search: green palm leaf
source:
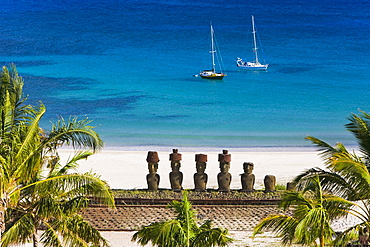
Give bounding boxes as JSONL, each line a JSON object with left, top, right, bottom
{"left": 132, "top": 191, "right": 233, "bottom": 247}
{"left": 1, "top": 212, "right": 35, "bottom": 247}
{"left": 345, "top": 110, "right": 370, "bottom": 161}
{"left": 47, "top": 116, "right": 103, "bottom": 152}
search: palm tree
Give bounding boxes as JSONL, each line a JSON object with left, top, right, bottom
{"left": 132, "top": 191, "right": 234, "bottom": 247}
{"left": 291, "top": 110, "right": 370, "bottom": 246}
{"left": 253, "top": 175, "right": 352, "bottom": 247}
{"left": 0, "top": 65, "right": 115, "bottom": 246}
{"left": 2, "top": 151, "right": 114, "bottom": 247}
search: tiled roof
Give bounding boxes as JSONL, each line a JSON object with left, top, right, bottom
{"left": 81, "top": 205, "right": 283, "bottom": 231}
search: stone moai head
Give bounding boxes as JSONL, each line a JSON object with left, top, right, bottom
{"left": 243, "top": 162, "right": 254, "bottom": 174}
{"left": 241, "top": 162, "right": 255, "bottom": 192}
{"left": 169, "top": 149, "right": 182, "bottom": 171}
{"left": 147, "top": 151, "right": 160, "bottom": 174}
{"left": 264, "top": 174, "right": 276, "bottom": 192}
{"left": 218, "top": 150, "right": 231, "bottom": 173}
{"left": 195, "top": 154, "right": 207, "bottom": 174}
{"left": 286, "top": 182, "right": 295, "bottom": 191}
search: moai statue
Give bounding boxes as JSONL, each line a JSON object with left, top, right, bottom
{"left": 194, "top": 154, "right": 208, "bottom": 192}
{"left": 286, "top": 182, "right": 295, "bottom": 191}
{"left": 217, "top": 150, "right": 232, "bottom": 192}
{"left": 241, "top": 162, "right": 255, "bottom": 192}
{"left": 146, "top": 151, "right": 160, "bottom": 191}
{"left": 264, "top": 174, "right": 276, "bottom": 192}
{"left": 169, "top": 149, "right": 183, "bottom": 192}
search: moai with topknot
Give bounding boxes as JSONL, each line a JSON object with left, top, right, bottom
{"left": 169, "top": 149, "right": 183, "bottom": 192}
{"left": 194, "top": 154, "right": 208, "bottom": 192}
{"left": 146, "top": 151, "right": 160, "bottom": 191}
{"left": 217, "top": 150, "right": 232, "bottom": 192}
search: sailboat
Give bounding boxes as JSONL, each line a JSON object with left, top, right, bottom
{"left": 236, "top": 15, "right": 269, "bottom": 70}
{"left": 199, "top": 24, "right": 226, "bottom": 80}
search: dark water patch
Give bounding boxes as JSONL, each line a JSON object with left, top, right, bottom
{"left": 0, "top": 35, "right": 105, "bottom": 57}
{"left": 20, "top": 75, "right": 146, "bottom": 117}
{"left": 277, "top": 67, "right": 314, "bottom": 74}
{"left": 23, "top": 75, "right": 94, "bottom": 90}
{"left": 192, "top": 101, "right": 225, "bottom": 106}
{"left": 100, "top": 91, "right": 146, "bottom": 97}
{"left": 22, "top": 75, "right": 94, "bottom": 104}
{"left": 275, "top": 63, "right": 319, "bottom": 74}
{"left": 96, "top": 95, "right": 144, "bottom": 108}
{"left": 151, "top": 114, "right": 190, "bottom": 120}
{"left": 44, "top": 95, "right": 145, "bottom": 117}
{"left": 0, "top": 60, "right": 56, "bottom": 67}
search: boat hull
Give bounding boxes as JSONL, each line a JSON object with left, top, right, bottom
{"left": 199, "top": 70, "right": 226, "bottom": 80}
{"left": 200, "top": 75, "right": 225, "bottom": 80}
{"left": 236, "top": 58, "right": 268, "bottom": 71}
{"left": 236, "top": 64, "right": 268, "bottom": 71}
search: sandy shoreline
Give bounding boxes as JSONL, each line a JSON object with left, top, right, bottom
{"left": 58, "top": 147, "right": 326, "bottom": 190}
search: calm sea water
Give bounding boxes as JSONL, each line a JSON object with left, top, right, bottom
{"left": 1, "top": 0, "right": 369, "bottom": 150}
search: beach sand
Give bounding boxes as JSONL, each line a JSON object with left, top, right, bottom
{"left": 58, "top": 148, "right": 325, "bottom": 190}
{"left": 99, "top": 231, "right": 287, "bottom": 247}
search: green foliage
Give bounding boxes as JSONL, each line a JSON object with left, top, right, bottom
{"left": 253, "top": 175, "right": 352, "bottom": 247}
{"left": 132, "top": 190, "right": 234, "bottom": 247}
{"left": 275, "top": 184, "right": 286, "bottom": 191}
{"left": 291, "top": 110, "right": 370, "bottom": 246}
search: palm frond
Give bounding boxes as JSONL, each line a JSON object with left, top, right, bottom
{"left": 39, "top": 222, "right": 63, "bottom": 247}
{"left": 45, "top": 214, "right": 109, "bottom": 247}
{"left": 47, "top": 116, "right": 103, "bottom": 152}
{"left": 132, "top": 191, "right": 233, "bottom": 247}
{"left": 132, "top": 220, "right": 185, "bottom": 247}
{"left": 322, "top": 196, "right": 353, "bottom": 219}
{"left": 333, "top": 225, "right": 361, "bottom": 247}
{"left": 11, "top": 173, "right": 115, "bottom": 208}
{"left": 279, "top": 190, "right": 312, "bottom": 211}
{"left": 169, "top": 191, "right": 197, "bottom": 228}
{"left": 192, "top": 225, "right": 234, "bottom": 247}
{"left": 13, "top": 104, "right": 46, "bottom": 182}
{"left": 305, "top": 136, "right": 342, "bottom": 164}
{"left": 345, "top": 111, "right": 370, "bottom": 159}
{"left": 1, "top": 212, "right": 35, "bottom": 246}
{"left": 294, "top": 166, "right": 365, "bottom": 200}
{"left": 53, "top": 151, "right": 93, "bottom": 176}
{"left": 253, "top": 214, "right": 298, "bottom": 245}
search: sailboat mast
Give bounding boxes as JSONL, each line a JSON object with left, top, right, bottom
{"left": 251, "top": 15, "right": 259, "bottom": 64}
{"left": 210, "top": 24, "right": 216, "bottom": 72}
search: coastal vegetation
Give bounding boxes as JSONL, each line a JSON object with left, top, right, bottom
{"left": 253, "top": 110, "right": 370, "bottom": 246}
{"left": 0, "top": 65, "right": 115, "bottom": 246}
{"left": 253, "top": 175, "right": 352, "bottom": 246}
{"left": 132, "top": 190, "right": 234, "bottom": 247}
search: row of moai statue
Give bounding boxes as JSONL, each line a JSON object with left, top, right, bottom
{"left": 146, "top": 149, "right": 278, "bottom": 192}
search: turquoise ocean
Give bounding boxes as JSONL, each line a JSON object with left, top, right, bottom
{"left": 1, "top": 0, "right": 369, "bottom": 150}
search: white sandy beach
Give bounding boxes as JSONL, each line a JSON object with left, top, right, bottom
{"left": 58, "top": 148, "right": 326, "bottom": 191}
